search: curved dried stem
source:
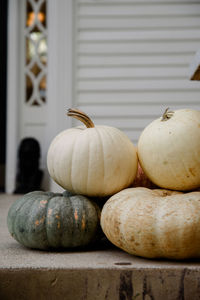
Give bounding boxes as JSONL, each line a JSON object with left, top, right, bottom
{"left": 67, "top": 108, "right": 95, "bottom": 128}
{"left": 161, "top": 108, "right": 174, "bottom": 121}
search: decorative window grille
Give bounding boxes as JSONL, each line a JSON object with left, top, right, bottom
{"left": 25, "top": 0, "right": 47, "bottom": 106}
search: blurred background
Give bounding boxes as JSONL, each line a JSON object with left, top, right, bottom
{"left": 1, "top": 0, "right": 200, "bottom": 193}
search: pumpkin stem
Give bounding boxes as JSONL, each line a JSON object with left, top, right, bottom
{"left": 161, "top": 108, "right": 174, "bottom": 121}
{"left": 67, "top": 108, "right": 95, "bottom": 128}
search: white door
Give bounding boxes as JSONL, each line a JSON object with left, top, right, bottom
{"left": 7, "top": 0, "right": 51, "bottom": 193}
{"left": 6, "top": 0, "right": 74, "bottom": 193}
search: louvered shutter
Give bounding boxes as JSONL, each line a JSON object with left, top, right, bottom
{"left": 73, "top": 0, "right": 200, "bottom": 144}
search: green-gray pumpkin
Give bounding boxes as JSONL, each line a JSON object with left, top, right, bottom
{"left": 7, "top": 191, "right": 101, "bottom": 250}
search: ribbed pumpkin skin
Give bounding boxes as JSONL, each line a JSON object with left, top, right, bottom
{"left": 7, "top": 191, "right": 101, "bottom": 250}
{"left": 47, "top": 125, "right": 138, "bottom": 197}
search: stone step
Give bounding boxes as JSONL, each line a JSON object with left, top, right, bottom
{"left": 1, "top": 193, "right": 200, "bottom": 300}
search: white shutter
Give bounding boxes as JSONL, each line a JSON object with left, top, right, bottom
{"left": 74, "top": 0, "right": 200, "bottom": 144}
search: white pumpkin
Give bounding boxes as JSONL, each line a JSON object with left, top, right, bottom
{"left": 138, "top": 108, "right": 200, "bottom": 191}
{"left": 47, "top": 108, "right": 138, "bottom": 197}
{"left": 101, "top": 187, "right": 200, "bottom": 259}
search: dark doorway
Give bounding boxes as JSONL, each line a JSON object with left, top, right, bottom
{"left": 0, "top": 1, "right": 8, "bottom": 191}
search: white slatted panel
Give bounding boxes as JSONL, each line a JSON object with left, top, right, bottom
{"left": 74, "top": 0, "right": 200, "bottom": 144}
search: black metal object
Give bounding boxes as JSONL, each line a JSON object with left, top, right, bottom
{"left": 14, "top": 137, "right": 43, "bottom": 194}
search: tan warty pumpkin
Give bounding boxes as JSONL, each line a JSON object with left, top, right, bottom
{"left": 138, "top": 108, "right": 200, "bottom": 191}
{"left": 101, "top": 187, "right": 200, "bottom": 259}
{"left": 47, "top": 109, "right": 138, "bottom": 197}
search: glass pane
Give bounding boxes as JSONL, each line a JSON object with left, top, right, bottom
{"left": 26, "top": 1, "right": 34, "bottom": 27}
{"left": 30, "top": 31, "right": 42, "bottom": 43}
{"left": 26, "top": 37, "right": 35, "bottom": 64}
{"left": 39, "top": 75, "right": 46, "bottom": 103}
{"left": 26, "top": 1, "right": 46, "bottom": 28}
{"left": 38, "top": 38, "right": 47, "bottom": 64}
{"left": 31, "top": 63, "right": 41, "bottom": 77}
{"left": 38, "top": 2, "right": 46, "bottom": 27}
{"left": 26, "top": 74, "right": 33, "bottom": 102}
{"left": 30, "top": 25, "right": 41, "bottom": 33}
{"left": 32, "top": 100, "right": 39, "bottom": 106}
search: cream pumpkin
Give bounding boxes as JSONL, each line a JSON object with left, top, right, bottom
{"left": 101, "top": 187, "right": 200, "bottom": 259}
{"left": 47, "top": 109, "right": 138, "bottom": 197}
{"left": 138, "top": 108, "right": 200, "bottom": 191}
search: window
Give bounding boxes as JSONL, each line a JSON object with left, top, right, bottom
{"left": 25, "top": 0, "right": 47, "bottom": 106}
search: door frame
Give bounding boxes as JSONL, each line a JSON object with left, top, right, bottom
{"left": 46, "top": 0, "right": 74, "bottom": 192}
{"left": 6, "top": 0, "right": 21, "bottom": 193}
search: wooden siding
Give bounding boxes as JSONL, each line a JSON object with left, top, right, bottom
{"left": 74, "top": 0, "right": 200, "bottom": 144}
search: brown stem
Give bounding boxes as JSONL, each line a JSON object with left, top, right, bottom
{"left": 161, "top": 108, "right": 174, "bottom": 121}
{"left": 67, "top": 108, "right": 95, "bottom": 128}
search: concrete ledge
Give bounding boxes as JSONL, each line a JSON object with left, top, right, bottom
{"left": 2, "top": 267, "right": 200, "bottom": 300}
{"left": 1, "top": 194, "right": 200, "bottom": 299}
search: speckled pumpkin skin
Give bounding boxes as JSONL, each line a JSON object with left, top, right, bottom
{"left": 101, "top": 187, "right": 200, "bottom": 259}
{"left": 7, "top": 191, "right": 101, "bottom": 250}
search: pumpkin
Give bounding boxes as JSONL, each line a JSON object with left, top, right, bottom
{"left": 132, "top": 162, "right": 157, "bottom": 189}
{"left": 47, "top": 108, "right": 138, "bottom": 197}
{"left": 101, "top": 187, "right": 200, "bottom": 259}
{"left": 7, "top": 191, "right": 101, "bottom": 250}
{"left": 138, "top": 108, "right": 200, "bottom": 191}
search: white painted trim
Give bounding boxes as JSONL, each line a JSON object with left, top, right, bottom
{"left": 6, "top": 0, "right": 21, "bottom": 193}
{"left": 46, "top": 0, "right": 74, "bottom": 192}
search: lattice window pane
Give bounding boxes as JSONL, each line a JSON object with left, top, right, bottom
{"left": 25, "top": 0, "right": 47, "bottom": 106}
